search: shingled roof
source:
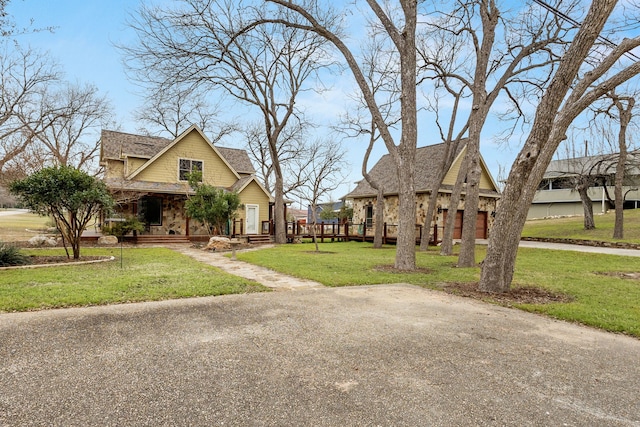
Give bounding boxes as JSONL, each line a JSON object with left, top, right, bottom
{"left": 101, "top": 130, "right": 169, "bottom": 160}
{"left": 100, "top": 129, "right": 255, "bottom": 174}
{"left": 346, "top": 142, "right": 498, "bottom": 199}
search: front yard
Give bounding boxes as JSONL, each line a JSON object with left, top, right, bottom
{"left": 0, "top": 247, "right": 267, "bottom": 312}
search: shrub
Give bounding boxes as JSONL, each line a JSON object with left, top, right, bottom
{"left": 102, "top": 216, "right": 145, "bottom": 238}
{"left": 0, "top": 242, "right": 31, "bottom": 267}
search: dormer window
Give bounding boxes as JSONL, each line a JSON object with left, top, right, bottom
{"left": 179, "top": 158, "right": 203, "bottom": 181}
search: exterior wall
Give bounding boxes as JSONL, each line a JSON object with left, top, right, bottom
{"left": 111, "top": 194, "right": 200, "bottom": 236}
{"left": 133, "top": 130, "right": 238, "bottom": 186}
{"left": 441, "top": 149, "right": 495, "bottom": 190}
{"left": 351, "top": 192, "right": 498, "bottom": 237}
{"left": 104, "top": 159, "right": 124, "bottom": 179}
{"left": 527, "top": 186, "right": 630, "bottom": 219}
{"left": 125, "top": 157, "right": 147, "bottom": 177}
{"left": 236, "top": 181, "right": 271, "bottom": 226}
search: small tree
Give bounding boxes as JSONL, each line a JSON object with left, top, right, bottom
{"left": 9, "top": 165, "right": 113, "bottom": 259}
{"left": 185, "top": 172, "right": 242, "bottom": 236}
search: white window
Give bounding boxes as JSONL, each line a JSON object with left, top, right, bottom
{"left": 179, "top": 159, "right": 203, "bottom": 181}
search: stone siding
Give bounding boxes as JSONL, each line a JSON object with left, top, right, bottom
{"left": 351, "top": 192, "right": 498, "bottom": 237}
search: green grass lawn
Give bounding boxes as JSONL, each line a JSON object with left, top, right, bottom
{"left": 0, "top": 210, "right": 52, "bottom": 241}
{"left": 522, "top": 208, "right": 640, "bottom": 243}
{"left": 237, "top": 241, "right": 640, "bottom": 338}
{"left": 0, "top": 247, "right": 268, "bottom": 312}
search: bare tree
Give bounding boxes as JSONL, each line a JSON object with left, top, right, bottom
{"left": 240, "top": 119, "right": 311, "bottom": 198}
{"left": 480, "top": 1, "right": 640, "bottom": 293}
{"left": 607, "top": 92, "right": 636, "bottom": 239}
{"left": 418, "top": 0, "right": 573, "bottom": 266}
{"left": 258, "top": 0, "right": 420, "bottom": 270}
{"left": 24, "top": 82, "right": 114, "bottom": 173}
{"left": 0, "top": 44, "right": 59, "bottom": 175}
{"left": 1, "top": 0, "right": 55, "bottom": 37}
{"left": 135, "top": 85, "right": 235, "bottom": 140}
{"left": 336, "top": 33, "right": 401, "bottom": 249}
{"left": 122, "top": 0, "right": 332, "bottom": 244}
{"left": 289, "top": 138, "right": 347, "bottom": 252}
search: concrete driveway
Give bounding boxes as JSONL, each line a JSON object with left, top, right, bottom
{"left": 1, "top": 283, "right": 639, "bottom": 426}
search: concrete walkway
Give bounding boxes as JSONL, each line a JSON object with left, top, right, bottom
{"left": 174, "top": 245, "right": 325, "bottom": 291}
{"left": 174, "top": 240, "right": 640, "bottom": 292}
{"left": 517, "top": 239, "right": 640, "bottom": 257}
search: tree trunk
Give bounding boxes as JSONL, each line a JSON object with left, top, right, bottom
{"left": 373, "top": 187, "right": 384, "bottom": 248}
{"left": 273, "top": 173, "right": 287, "bottom": 244}
{"left": 394, "top": 157, "right": 417, "bottom": 270}
{"left": 613, "top": 97, "right": 633, "bottom": 239}
{"left": 577, "top": 185, "right": 595, "bottom": 230}
{"left": 440, "top": 154, "right": 469, "bottom": 256}
{"left": 419, "top": 188, "right": 439, "bottom": 251}
{"left": 479, "top": 0, "right": 619, "bottom": 293}
{"left": 457, "top": 143, "right": 482, "bottom": 267}
{"left": 392, "top": 0, "right": 418, "bottom": 271}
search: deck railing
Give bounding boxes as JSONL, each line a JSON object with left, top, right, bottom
{"left": 233, "top": 219, "right": 438, "bottom": 245}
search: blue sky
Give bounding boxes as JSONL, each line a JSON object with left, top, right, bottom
{"left": 7, "top": 0, "right": 140, "bottom": 127}
{"left": 5, "top": 0, "right": 524, "bottom": 200}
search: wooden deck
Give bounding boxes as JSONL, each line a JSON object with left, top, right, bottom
{"left": 284, "top": 221, "right": 438, "bottom": 245}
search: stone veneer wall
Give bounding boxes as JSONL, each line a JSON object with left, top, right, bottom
{"left": 351, "top": 192, "right": 498, "bottom": 237}
{"left": 109, "top": 194, "right": 211, "bottom": 236}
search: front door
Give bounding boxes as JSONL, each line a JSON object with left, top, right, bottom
{"left": 246, "top": 204, "right": 259, "bottom": 234}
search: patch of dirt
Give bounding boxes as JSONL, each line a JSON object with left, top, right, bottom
{"left": 442, "top": 282, "right": 574, "bottom": 305}
{"left": 596, "top": 271, "right": 640, "bottom": 280}
{"left": 374, "top": 265, "right": 433, "bottom": 274}
{"left": 27, "top": 255, "right": 108, "bottom": 265}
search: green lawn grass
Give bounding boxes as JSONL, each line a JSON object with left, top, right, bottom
{"left": 522, "top": 208, "right": 640, "bottom": 243}
{"left": 0, "top": 210, "right": 52, "bottom": 241}
{"left": 0, "top": 247, "right": 268, "bottom": 312}
{"left": 237, "top": 241, "right": 640, "bottom": 337}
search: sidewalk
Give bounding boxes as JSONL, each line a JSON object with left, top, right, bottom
{"left": 174, "top": 245, "right": 325, "bottom": 291}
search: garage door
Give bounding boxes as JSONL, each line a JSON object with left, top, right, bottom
{"left": 442, "top": 210, "right": 487, "bottom": 240}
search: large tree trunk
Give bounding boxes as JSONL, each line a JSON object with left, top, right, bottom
{"left": 457, "top": 137, "right": 482, "bottom": 267}
{"left": 577, "top": 184, "right": 596, "bottom": 230}
{"left": 613, "top": 154, "right": 626, "bottom": 239}
{"left": 394, "top": 153, "right": 417, "bottom": 270}
{"left": 373, "top": 187, "right": 384, "bottom": 248}
{"left": 613, "top": 97, "right": 633, "bottom": 239}
{"left": 273, "top": 173, "right": 287, "bottom": 244}
{"left": 392, "top": 0, "right": 418, "bottom": 271}
{"left": 419, "top": 187, "right": 439, "bottom": 251}
{"left": 479, "top": 0, "right": 618, "bottom": 293}
{"left": 440, "top": 154, "right": 469, "bottom": 256}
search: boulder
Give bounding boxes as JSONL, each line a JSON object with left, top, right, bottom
{"left": 28, "top": 235, "right": 58, "bottom": 247}
{"left": 98, "top": 235, "right": 119, "bottom": 245}
{"left": 206, "top": 236, "right": 231, "bottom": 251}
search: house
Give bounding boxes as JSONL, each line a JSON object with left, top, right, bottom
{"left": 307, "top": 201, "right": 347, "bottom": 224}
{"left": 344, "top": 143, "right": 500, "bottom": 241}
{"left": 99, "top": 125, "right": 273, "bottom": 240}
{"left": 528, "top": 153, "right": 640, "bottom": 219}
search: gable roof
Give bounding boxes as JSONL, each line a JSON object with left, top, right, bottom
{"left": 345, "top": 142, "right": 499, "bottom": 198}
{"left": 101, "top": 130, "right": 169, "bottom": 160}
{"left": 230, "top": 175, "right": 274, "bottom": 202}
{"left": 217, "top": 147, "right": 256, "bottom": 175}
{"left": 100, "top": 127, "right": 256, "bottom": 175}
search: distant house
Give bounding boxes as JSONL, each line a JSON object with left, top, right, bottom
{"left": 307, "top": 201, "right": 345, "bottom": 224}
{"left": 100, "top": 125, "right": 273, "bottom": 239}
{"left": 344, "top": 143, "right": 500, "bottom": 240}
{"left": 528, "top": 153, "right": 640, "bottom": 219}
